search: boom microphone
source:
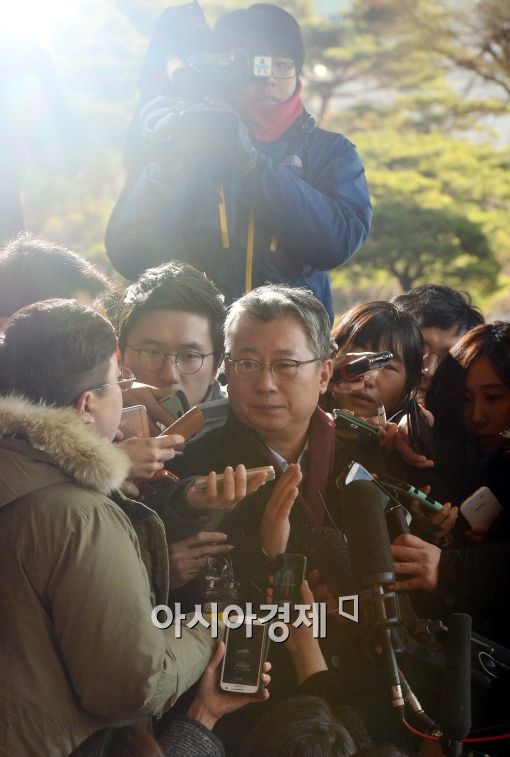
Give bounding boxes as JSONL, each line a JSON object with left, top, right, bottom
{"left": 440, "top": 613, "right": 472, "bottom": 756}
{"left": 340, "top": 479, "right": 395, "bottom": 587}
{"left": 340, "top": 479, "right": 404, "bottom": 713}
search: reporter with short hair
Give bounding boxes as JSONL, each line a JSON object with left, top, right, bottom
{"left": 0, "top": 300, "right": 214, "bottom": 756}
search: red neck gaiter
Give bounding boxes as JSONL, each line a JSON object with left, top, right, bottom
{"left": 233, "top": 80, "right": 304, "bottom": 143}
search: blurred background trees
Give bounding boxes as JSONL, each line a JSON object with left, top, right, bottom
{"left": 7, "top": 0, "right": 510, "bottom": 317}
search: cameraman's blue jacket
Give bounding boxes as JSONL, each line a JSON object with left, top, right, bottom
{"left": 105, "top": 108, "right": 371, "bottom": 321}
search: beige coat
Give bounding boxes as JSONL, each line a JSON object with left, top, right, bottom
{"left": 0, "top": 395, "right": 214, "bottom": 756}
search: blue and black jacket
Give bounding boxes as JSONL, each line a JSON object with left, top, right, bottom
{"left": 105, "top": 108, "right": 371, "bottom": 321}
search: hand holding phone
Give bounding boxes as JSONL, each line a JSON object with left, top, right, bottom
{"left": 119, "top": 434, "right": 184, "bottom": 480}
{"left": 273, "top": 553, "right": 307, "bottom": 605}
{"left": 333, "top": 409, "right": 381, "bottom": 443}
{"left": 377, "top": 473, "right": 443, "bottom": 514}
{"left": 119, "top": 405, "right": 150, "bottom": 439}
{"left": 406, "top": 398, "right": 436, "bottom": 461}
{"left": 460, "top": 486, "right": 502, "bottom": 531}
{"left": 188, "top": 641, "right": 270, "bottom": 727}
{"left": 194, "top": 465, "right": 275, "bottom": 492}
{"left": 220, "top": 621, "right": 269, "bottom": 694}
{"left": 187, "top": 464, "right": 271, "bottom": 511}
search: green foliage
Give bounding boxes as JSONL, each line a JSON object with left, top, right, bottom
{"left": 14, "top": 0, "right": 510, "bottom": 318}
{"left": 348, "top": 201, "right": 499, "bottom": 293}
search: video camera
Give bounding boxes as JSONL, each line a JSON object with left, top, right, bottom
{"left": 144, "top": 0, "right": 278, "bottom": 98}
{"left": 139, "top": 0, "right": 278, "bottom": 156}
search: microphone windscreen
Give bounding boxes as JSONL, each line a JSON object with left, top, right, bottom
{"left": 340, "top": 479, "right": 395, "bottom": 587}
{"left": 307, "top": 526, "right": 357, "bottom": 598}
{"left": 440, "top": 613, "right": 472, "bottom": 741}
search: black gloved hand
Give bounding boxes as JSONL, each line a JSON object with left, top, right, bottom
{"left": 176, "top": 96, "right": 258, "bottom": 175}
{"left": 140, "top": 95, "right": 258, "bottom": 175}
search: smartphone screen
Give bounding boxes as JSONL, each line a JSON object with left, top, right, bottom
{"left": 159, "top": 390, "right": 189, "bottom": 418}
{"left": 341, "top": 462, "right": 398, "bottom": 511}
{"left": 273, "top": 554, "right": 307, "bottom": 605}
{"left": 119, "top": 405, "right": 150, "bottom": 438}
{"left": 220, "top": 622, "right": 267, "bottom": 693}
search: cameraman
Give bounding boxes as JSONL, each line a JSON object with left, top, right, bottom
{"left": 105, "top": 3, "right": 371, "bottom": 322}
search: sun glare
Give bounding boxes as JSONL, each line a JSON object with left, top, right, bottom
{"left": 2, "top": 0, "right": 71, "bottom": 46}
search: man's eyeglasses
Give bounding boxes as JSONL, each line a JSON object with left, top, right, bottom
{"left": 227, "top": 356, "right": 319, "bottom": 380}
{"left": 93, "top": 365, "right": 136, "bottom": 393}
{"left": 126, "top": 344, "right": 216, "bottom": 375}
{"left": 269, "top": 59, "right": 297, "bottom": 80}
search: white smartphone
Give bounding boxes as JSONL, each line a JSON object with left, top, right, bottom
{"left": 220, "top": 620, "right": 268, "bottom": 694}
{"left": 460, "top": 486, "right": 503, "bottom": 530}
{"left": 194, "top": 465, "right": 275, "bottom": 492}
{"left": 119, "top": 405, "right": 150, "bottom": 438}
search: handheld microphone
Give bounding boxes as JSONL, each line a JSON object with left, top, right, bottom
{"left": 440, "top": 613, "right": 472, "bottom": 757}
{"left": 340, "top": 479, "right": 404, "bottom": 713}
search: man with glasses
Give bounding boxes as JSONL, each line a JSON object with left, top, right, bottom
{"left": 161, "top": 285, "right": 405, "bottom": 745}
{"left": 118, "top": 261, "right": 254, "bottom": 596}
{"left": 165, "top": 284, "right": 344, "bottom": 561}
{"left": 119, "top": 261, "right": 226, "bottom": 415}
{"left": 0, "top": 299, "right": 214, "bottom": 755}
{"left": 106, "top": 3, "right": 371, "bottom": 322}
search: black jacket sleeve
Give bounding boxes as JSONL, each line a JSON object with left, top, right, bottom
{"left": 438, "top": 542, "right": 510, "bottom": 642}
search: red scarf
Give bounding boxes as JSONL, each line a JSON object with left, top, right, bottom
{"left": 233, "top": 80, "right": 304, "bottom": 143}
{"left": 300, "top": 406, "right": 337, "bottom": 529}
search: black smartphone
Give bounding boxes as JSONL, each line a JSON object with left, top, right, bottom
{"left": 406, "top": 398, "right": 436, "bottom": 460}
{"left": 220, "top": 620, "right": 269, "bottom": 694}
{"left": 332, "top": 351, "right": 393, "bottom": 383}
{"left": 273, "top": 553, "right": 307, "bottom": 605}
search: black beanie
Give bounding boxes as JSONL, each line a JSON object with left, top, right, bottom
{"left": 214, "top": 4, "right": 305, "bottom": 73}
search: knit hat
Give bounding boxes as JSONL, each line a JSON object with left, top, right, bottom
{"left": 214, "top": 4, "right": 305, "bottom": 74}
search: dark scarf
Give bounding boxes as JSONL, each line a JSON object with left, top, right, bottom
{"left": 229, "top": 406, "right": 337, "bottom": 529}
{"left": 232, "top": 80, "right": 304, "bottom": 143}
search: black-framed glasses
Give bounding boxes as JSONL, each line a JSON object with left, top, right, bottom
{"left": 269, "top": 59, "right": 297, "bottom": 79}
{"left": 93, "top": 365, "right": 136, "bottom": 393}
{"left": 226, "top": 356, "right": 319, "bottom": 380}
{"left": 126, "top": 344, "right": 216, "bottom": 375}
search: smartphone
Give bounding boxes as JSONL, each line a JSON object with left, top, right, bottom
{"left": 407, "top": 398, "right": 436, "bottom": 460}
{"left": 220, "top": 620, "right": 269, "bottom": 694}
{"left": 332, "top": 351, "right": 393, "bottom": 383}
{"left": 159, "top": 389, "right": 190, "bottom": 418}
{"left": 333, "top": 409, "right": 381, "bottom": 442}
{"left": 460, "top": 486, "right": 503, "bottom": 530}
{"left": 159, "top": 399, "right": 230, "bottom": 441}
{"left": 193, "top": 465, "right": 276, "bottom": 492}
{"left": 159, "top": 406, "right": 207, "bottom": 440}
{"left": 273, "top": 553, "right": 307, "bottom": 605}
{"left": 339, "top": 461, "right": 410, "bottom": 516}
{"left": 119, "top": 405, "right": 150, "bottom": 438}
{"left": 385, "top": 503, "right": 412, "bottom": 541}
{"left": 377, "top": 473, "right": 443, "bottom": 514}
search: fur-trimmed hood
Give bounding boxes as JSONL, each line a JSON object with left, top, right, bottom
{"left": 0, "top": 394, "right": 130, "bottom": 504}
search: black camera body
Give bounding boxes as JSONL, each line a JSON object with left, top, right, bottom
{"left": 140, "top": 1, "right": 280, "bottom": 156}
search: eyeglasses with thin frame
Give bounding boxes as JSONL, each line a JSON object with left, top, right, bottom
{"left": 269, "top": 59, "right": 297, "bottom": 80}
{"left": 226, "top": 355, "right": 319, "bottom": 380}
{"left": 126, "top": 344, "right": 216, "bottom": 375}
{"left": 92, "top": 365, "right": 136, "bottom": 393}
